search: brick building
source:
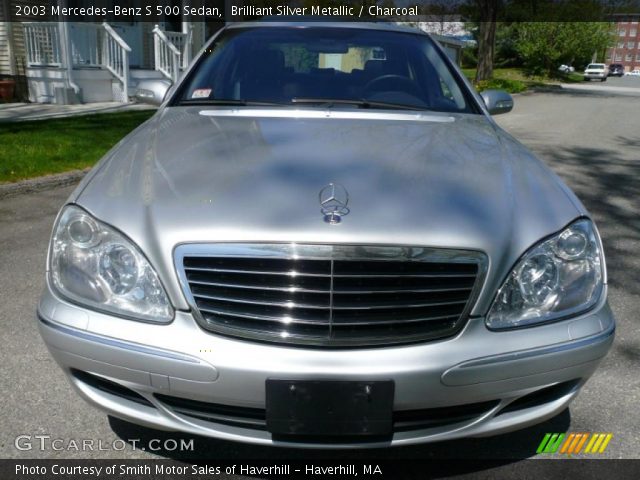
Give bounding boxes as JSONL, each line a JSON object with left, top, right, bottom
{"left": 607, "top": 14, "right": 640, "bottom": 72}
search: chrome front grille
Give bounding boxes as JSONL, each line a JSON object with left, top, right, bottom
{"left": 175, "top": 244, "right": 486, "bottom": 347}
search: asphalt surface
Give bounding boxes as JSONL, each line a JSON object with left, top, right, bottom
{"left": 1, "top": 81, "right": 638, "bottom": 472}
{"left": 560, "top": 73, "right": 640, "bottom": 95}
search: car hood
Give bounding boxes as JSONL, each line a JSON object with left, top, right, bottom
{"left": 74, "top": 107, "right": 583, "bottom": 313}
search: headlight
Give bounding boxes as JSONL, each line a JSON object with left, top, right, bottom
{"left": 486, "top": 219, "right": 604, "bottom": 329}
{"left": 49, "top": 205, "right": 173, "bottom": 322}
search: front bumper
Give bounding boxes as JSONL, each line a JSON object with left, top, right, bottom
{"left": 584, "top": 72, "right": 606, "bottom": 79}
{"left": 38, "top": 283, "right": 615, "bottom": 448}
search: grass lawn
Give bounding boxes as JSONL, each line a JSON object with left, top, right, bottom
{"left": 0, "top": 110, "right": 155, "bottom": 184}
{"left": 461, "top": 67, "right": 583, "bottom": 93}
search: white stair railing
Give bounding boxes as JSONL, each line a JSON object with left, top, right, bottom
{"left": 102, "top": 22, "right": 131, "bottom": 102}
{"left": 153, "top": 25, "right": 181, "bottom": 83}
{"left": 23, "top": 22, "right": 62, "bottom": 67}
{"left": 23, "top": 22, "right": 131, "bottom": 103}
{"left": 164, "top": 30, "right": 192, "bottom": 69}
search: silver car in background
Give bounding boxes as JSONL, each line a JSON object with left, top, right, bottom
{"left": 38, "top": 22, "right": 614, "bottom": 448}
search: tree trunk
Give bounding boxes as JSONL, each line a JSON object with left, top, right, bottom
{"left": 474, "top": 1, "right": 499, "bottom": 83}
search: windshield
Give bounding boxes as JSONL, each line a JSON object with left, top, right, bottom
{"left": 173, "top": 26, "right": 476, "bottom": 113}
{"left": 587, "top": 64, "right": 605, "bottom": 69}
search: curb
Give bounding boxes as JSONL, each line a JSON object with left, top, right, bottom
{"left": 0, "top": 169, "right": 89, "bottom": 199}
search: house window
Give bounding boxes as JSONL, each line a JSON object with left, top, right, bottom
{"left": 615, "top": 53, "right": 623, "bottom": 61}
{"left": 631, "top": 29, "right": 638, "bottom": 37}
{"left": 626, "top": 53, "right": 633, "bottom": 61}
{"left": 637, "top": 53, "right": 640, "bottom": 61}
{"left": 629, "top": 42, "right": 636, "bottom": 49}
{"left": 618, "top": 41, "right": 625, "bottom": 48}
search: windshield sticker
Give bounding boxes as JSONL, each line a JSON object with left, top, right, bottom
{"left": 191, "top": 88, "right": 212, "bottom": 99}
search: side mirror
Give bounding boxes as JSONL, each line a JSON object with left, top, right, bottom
{"left": 135, "top": 79, "right": 172, "bottom": 106}
{"left": 480, "top": 89, "right": 514, "bottom": 115}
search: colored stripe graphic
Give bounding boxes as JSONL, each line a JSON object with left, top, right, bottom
{"left": 537, "top": 433, "right": 566, "bottom": 454}
{"left": 572, "top": 433, "right": 589, "bottom": 454}
{"left": 538, "top": 433, "right": 613, "bottom": 455}
{"left": 559, "top": 433, "right": 575, "bottom": 454}
{"left": 585, "top": 433, "right": 613, "bottom": 454}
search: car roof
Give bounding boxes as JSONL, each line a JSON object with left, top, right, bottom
{"left": 225, "top": 20, "right": 428, "bottom": 36}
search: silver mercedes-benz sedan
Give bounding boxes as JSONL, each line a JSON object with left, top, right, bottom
{"left": 38, "top": 22, "right": 614, "bottom": 448}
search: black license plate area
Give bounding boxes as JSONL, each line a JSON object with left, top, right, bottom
{"left": 266, "top": 380, "right": 394, "bottom": 436}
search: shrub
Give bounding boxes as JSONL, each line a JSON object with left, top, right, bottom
{"left": 475, "top": 77, "right": 527, "bottom": 94}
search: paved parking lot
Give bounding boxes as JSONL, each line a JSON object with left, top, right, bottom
{"left": 1, "top": 86, "right": 638, "bottom": 469}
{"left": 561, "top": 74, "right": 640, "bottom": 95}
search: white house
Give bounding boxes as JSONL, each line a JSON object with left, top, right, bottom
{"left": 1, "top": 0, "right": 224, "bottom": 104}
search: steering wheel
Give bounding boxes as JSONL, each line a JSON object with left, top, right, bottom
{"left": 362, "top": 74, "right": 422, "bottom": 98}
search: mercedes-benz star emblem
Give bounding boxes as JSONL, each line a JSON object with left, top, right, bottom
{"left": 319, "top": 183, "right": 350, "bottom": 225}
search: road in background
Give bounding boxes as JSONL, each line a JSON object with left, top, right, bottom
{"left": 560, "top": 74, "right": 640, "bottom": 96}
{"left": 0, "top": 88, "right": 638, "bottom": 466}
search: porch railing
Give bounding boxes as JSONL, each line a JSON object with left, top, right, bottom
{"left": 153, "top": 25, "right": 181, "bottom": 83}
{"left": 23, "top": 23, "right": 62, "bottom": 67}
{"left": 164, "top": 30, "right": 192, "bottom": 70}
{"left": 102, "top": 22, "right": 131, "bottom": 100}
{"left": 23, "top": 22, "right": 131, "bottom": 102}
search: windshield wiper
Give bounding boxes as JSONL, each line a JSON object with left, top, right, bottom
{"left": 178, "top": 98, "right": 285, "bottom": 107}
{"left": 290, "top": 98, "right": 427, "bottom": 111}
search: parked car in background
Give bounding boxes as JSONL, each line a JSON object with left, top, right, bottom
{"left": 625, "top": 69, "right": 640, "bottom": 77}
{"left": 583, "top": 63, "right": 608, "bottom": 81}
{"left": 608, "top": 64, "right": 624, "bottom": 77}
{"left": 38, "top": 22, "right": 614, "bottom": 448}
{"left": 558, "top": 64, "right": 575, "bottom": 73}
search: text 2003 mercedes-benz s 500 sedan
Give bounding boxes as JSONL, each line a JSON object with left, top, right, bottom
{"left": 38, "top": 22, "right": 614, "bottom": 447}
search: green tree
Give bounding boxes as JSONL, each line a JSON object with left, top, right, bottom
{"left": 494, "top": 23, "right": 521, "bottom": 67}
{"left": 514, "top": 22, "right": 614, "bottom": 75}
{"left": 461, "top": 0, "right": 610, "bottom": 81}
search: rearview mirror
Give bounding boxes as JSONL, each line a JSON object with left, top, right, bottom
{"left": 135, "top": 79, "right": 172, "bottom": 106}
{"left": 480, "top": 89, "right": 514, "bottom": 115}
